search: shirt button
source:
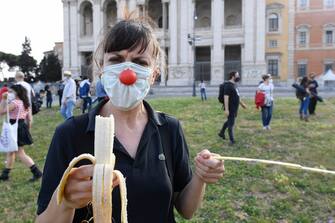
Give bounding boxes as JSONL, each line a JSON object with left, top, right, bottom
{"left": 158, "top": 153, "right": 166, "bottom": 161}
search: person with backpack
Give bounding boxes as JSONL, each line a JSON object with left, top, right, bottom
{"left": 79, "top": 76, "right": 92, "bottom": 114}
{"left": 257, "top": 74, "right": 274, "bottom": 130}
{"left": 0, "top": 85, "right": 42, "bottom": 181}
{"left": 297, "top": 76, "right": 311, "bottom": 122}
{"left": 218, "top": 71, "right": 247, "bottom": 145}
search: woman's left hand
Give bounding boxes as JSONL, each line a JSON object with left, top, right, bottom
{"left": 194, "top": 149, "right": 224, "bottom": 184}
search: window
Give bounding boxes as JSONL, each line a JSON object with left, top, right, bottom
{"left": 325, "top": 63, "right": 333, "bottom": 72}
{"left": 269, "top": 14, "right": 279, "bottom": 32}
{"left": 325, "top": 0, "right": 335, "bottom": 8}
{"left": 326, "top": 30, "right": 334, "bottom": 45}
{"left": 299, "top": 0, "right": 308, "bottom": 9}
{"left": 268, "top": 59, "right": 279, "bottom": 76}
{"left": 298, "top": 64, "right": 307, "bottom": 77}
{"left": 269, "top": 40, "right": 278, "bottom": 48}
{"left": 299, "top": 31, "right": 307, "bottom": 46}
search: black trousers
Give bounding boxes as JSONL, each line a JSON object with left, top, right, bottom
{"left": 309, "top": 96, "right": 317, "bottom": 114}
{"left": 220, "top": 113, "right": 236, "bottom": 142}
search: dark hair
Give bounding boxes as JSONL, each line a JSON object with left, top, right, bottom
{"left": 229, "top": 71, "right": 238, "bottom": 80}
{"left": 10, "top": 85, "right": 30, "bottom": 109}
{"left": 262, "top": 74, "right": 270, "bottom": 81}
{"left": 300, "top": 76, "right": 309, "bottom": 87}
{"left": 94, "top": 16, "right": 164, "bottom": 73}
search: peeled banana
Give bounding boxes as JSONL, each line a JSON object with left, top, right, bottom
{"left": 57, "top": 115, "right": 128, "bottom": 223}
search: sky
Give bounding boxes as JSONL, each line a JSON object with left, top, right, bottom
{"left": 0, "top": 0, "right": 63, "bottom": 63}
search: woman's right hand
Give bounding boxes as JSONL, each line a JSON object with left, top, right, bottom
{"left": 62, "top": 165, "right": 94, "bottom": 209}
{"left": 61, "top": 164, "right": 120, "bottom": 210}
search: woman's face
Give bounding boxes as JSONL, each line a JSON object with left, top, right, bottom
{"left": 103, "top": 43, "right": 158, "bottom": 84}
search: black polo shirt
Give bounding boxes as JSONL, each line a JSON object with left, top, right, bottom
{"left": 37, "top": 100, "right": 193, "bottom": 223}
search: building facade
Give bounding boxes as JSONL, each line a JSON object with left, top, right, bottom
{"left": 62, "top": 0, "right": 267, "bottom": 85}
{"left": 294, "top": 0, "right": 335, "bottom": 77}
{"left": 43, "top": 42, "right": 64, "bottom": 67}
{"left": 265, "top": 0, "right": 295, "bottom": 82}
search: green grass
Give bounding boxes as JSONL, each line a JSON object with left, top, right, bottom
{"left": 0, "top": 98, "right": 334, "bottom": 222}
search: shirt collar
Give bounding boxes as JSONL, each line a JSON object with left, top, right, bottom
{"left": 86, "top": 99, "right": 166, "bottom": 132}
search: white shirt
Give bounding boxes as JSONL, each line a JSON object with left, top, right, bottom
{"left": 16, "top": 80, "right": 33, "bottom": 104}
{"left": 199, "top": 82, "right": 206, "bottom": 89}
{"left": 61, "top": 78, "right": 77, "bottom": 103}
{"left": 258, "top": 83, "right": 274, "bottom": 104}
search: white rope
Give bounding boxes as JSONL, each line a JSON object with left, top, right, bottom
{"left": 213, "top": 156, "right": 335, "bottom": 175}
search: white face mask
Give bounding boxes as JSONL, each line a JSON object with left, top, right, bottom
{"left": 8, "top": 92, "right": 16, "bottom": 101}
{"left": 101, "top": 62, "right": 152, "bottom": 111}
{"left": 269, "top": 79, "right": 273, "bottom": 84}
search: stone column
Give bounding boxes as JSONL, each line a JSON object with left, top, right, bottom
{"left": 128, "top": 0, "right": 137, "bottom": 12}
{"left": 63, "top": 0, "right": 71, "bottom": 73}
{"left": 168, "top": 0, "right": 177, "bottom": 65}
{"left": 70, "top": 1, "right": 79, "bottom": 77}
{"left": 211, "top": 0, "right": 224, "bottom": 85}
{"left": 93, "top": 0, "right": 102, "bottom": 50}
{"left": 117, "top": 0, "right": 126, "bottom": 21}
{"left": 256, "top": 0, "right": 266, "bottom": 65}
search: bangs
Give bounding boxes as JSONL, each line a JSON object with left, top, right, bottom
{"left": 104, "top": 20, "right": 151, "bottom": 55}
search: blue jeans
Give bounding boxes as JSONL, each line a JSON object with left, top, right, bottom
{"left": 299, "top": 96, "right": 310, "bottom": 117}
{"left": 200, "top": 88, "right": 207, "bottom": 101}
{"left": 82, "top": 97, "right": 92, "bottom": 114}
{"left": 60, "top": 100, "right": 76, "bottom": 120}
{"left": 261, "top": 104, "right": 273, "bottom": 127}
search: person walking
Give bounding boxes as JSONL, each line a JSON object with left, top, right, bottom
{"left": 79, "top": 76, "right": 92, "bottom": 113}
{"left": 308, "top": 73, "right": 319, "bottom": 115}
{"left": 36, "top": 17, "right": 224, "bottom": 223}
{"left": 218, "top": 71, "right": 247, "bottom": 145}
{"left": 45, "top": 85, "right": 53, "bottom": 108}
{"left": 199, "top": 80, "right": 207, "bottom": 101}
{"left": 60, "top": 71, "right": 76, "bottom": 120}
{"left": 57, "top": 83, "right": 64, "bottom": 107}
{"left": 0, "top": 85, "right": 42, "bottom": 181}
{"left": 258, "top": 74, "right": 274, "bottom": 130}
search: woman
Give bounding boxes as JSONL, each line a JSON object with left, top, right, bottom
{"left": 0, "top": 84, "right": 42, "bottom": 181}
{"left": 298, "top": 76, "right": 311, "bottom": 122}
{"left": 36, "top": 17, "right": 224, "bottom": 223}
{"left": 258, "top": 74, "right": 274, "bottom": 130}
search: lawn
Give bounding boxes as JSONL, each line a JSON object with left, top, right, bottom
{"left": 0, "top": 97, "right": 334, "bottom": 223}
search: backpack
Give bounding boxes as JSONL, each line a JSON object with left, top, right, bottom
{"left": 79, "top": 82, "right": 90, "bottom": 98}
{"left": 255, "top": 91, "right": 265, "bottom": 109}
{"left": 31, "top": 91, "right": 41, "bottom": 115}
{"left": 218, "top": 83, "right": 226, "bottom": 104}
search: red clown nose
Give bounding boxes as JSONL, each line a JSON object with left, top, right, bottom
{"left": 119, "top": 68, "right": 137, "bottom": 85}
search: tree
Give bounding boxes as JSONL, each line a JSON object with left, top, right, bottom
{"left": 18, "top": 37, "right": 37, "bottom": 82}
{"left": 0, "top": 52, "right": 19, "bottom": 68}
{"left": 38, "top": 53, "right": 62, "bottom": 82}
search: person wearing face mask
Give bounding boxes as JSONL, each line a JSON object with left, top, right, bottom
{"left": 257, "top": 74, "right": 274, "bottom": 130}
{"left": 36, "top": 16, "right": 225, "bottom": 223}
{"left": 60, "top": 71, "right": 77, "bottom": 120}
{"left": 218, "top": 71, "right": 247, "bottom": 145}
{"left": 0, "top": 85, "right": 42, "bottom": 181}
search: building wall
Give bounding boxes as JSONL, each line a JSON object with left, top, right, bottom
{"left": 266, "top": 0, "right": 290, "bottom": 81}
{"left": 294, "top": 0, "right": 335, "bottom": 77}
{"left": 63, "top": 0, "right": 267, "bottom": 85}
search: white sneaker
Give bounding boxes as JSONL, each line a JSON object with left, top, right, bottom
{"left": 263, "top": 126, "right": 267, "bottom": 130}
{"left": 266, "top": 126, "right": 271, "bottom": 130}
